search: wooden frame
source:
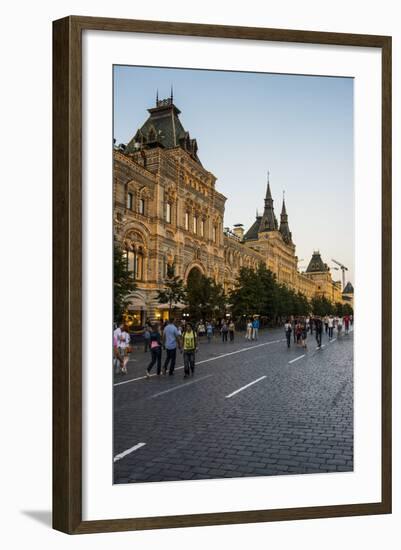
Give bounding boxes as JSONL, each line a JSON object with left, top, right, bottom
{"left": 53, "top": 15, "right": 392, "bottom": 534}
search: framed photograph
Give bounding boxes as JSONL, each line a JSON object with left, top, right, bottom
{"left": 53, "top": 16, "right": 391, "bottom": 534}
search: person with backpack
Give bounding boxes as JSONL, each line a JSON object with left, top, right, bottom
{"left": 146, "top": 324, "right": 162, "bottom": 377}
{"left": 182, "top": 323, "right": 198, "bottom": 377}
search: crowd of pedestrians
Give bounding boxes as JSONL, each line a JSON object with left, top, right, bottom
{"left": 284, "top": 313, "right": 353, "bottom": 350}
{"left": 113, "top": 312, "right": 352, "bottom": 377}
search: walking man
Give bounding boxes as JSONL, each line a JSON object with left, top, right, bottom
{"left": 182, "top": 323, "right": 198, "bottom": 377}
{"left": 221, "top": 321, "right": 229, "bottom": 343}
{"left": 252, "top": 317, "right": 260, "bottom": 341}
{"left": 328, "top": 315, "right": 334, "bottom": 339}
{"left": 314, "top": 316, "right": 323, "bottom": 348}
{"left": 162, "top": 318, "right": 181, "bottom": 375}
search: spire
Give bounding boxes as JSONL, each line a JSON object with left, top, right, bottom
{"left": 259, "top": 172, "right": 278, "bottom": 233}
{"left": 170, "top": 85, "right": 174, "bottom": 102}
{"left": 281, "top": 190, "right": 287, "bottom": 215}
{"left": 279, "top": 191, "right": 292, "bottom": 244}
{"left": 156, "top": 89, "right": 159, "bottom": 105}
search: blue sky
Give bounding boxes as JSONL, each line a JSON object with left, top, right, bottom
{"left": 114, "top": 65, "right": 354, "bottom": 285}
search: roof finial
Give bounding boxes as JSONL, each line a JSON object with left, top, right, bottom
{"left": 267, "top": 170, "right": 270, "bottom": 184}
{"left": 156, "top": 89, "right": 159, "bottom": 105}
{"left": 170, "top": 85, "right": 174, "bottom": 102}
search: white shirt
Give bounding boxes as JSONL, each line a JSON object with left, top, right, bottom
{"left": 114, "top": 327, "right": 130, "bottom": 348}
{"left": 328, "top": 318, "right": 334, "bottom": 328}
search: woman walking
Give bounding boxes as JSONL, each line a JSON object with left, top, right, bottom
{"left": 146, "top": 324, "right": 162, "bottom": 377}
{"left": 206, "top": 321, "right": 213, "bottom": 343}
{"left": 245, "top": 319, "right": 253, "bottom": 340}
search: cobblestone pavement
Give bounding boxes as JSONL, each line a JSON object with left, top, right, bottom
{"left": 113, "top": 327, "right": 353, "bottom": 484}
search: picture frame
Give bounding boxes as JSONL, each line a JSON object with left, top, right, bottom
{"left": 53, "top": 15, "right": 392, "bottom": 534}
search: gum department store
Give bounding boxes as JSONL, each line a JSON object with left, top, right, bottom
{"left": 114, "top": 94, "right": 349, "bottom": 326}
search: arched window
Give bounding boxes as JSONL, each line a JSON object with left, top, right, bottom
{"left": 185, "top": 212, "right": 189, "bottom": 231}
{"left": 138, "top": 198, "right": 145, "bottom": 215}
{"left": 193, "top": 215, "right": 198, "bottom": 234}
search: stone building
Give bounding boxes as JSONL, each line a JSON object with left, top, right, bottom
{"left": 114, "top": 94, "right": 347, "bottom": 325}
{"left": 303, "top": 251, "right": 344, "bottom": 303}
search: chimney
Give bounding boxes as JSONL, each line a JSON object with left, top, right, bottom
{"left": 233, "top": 224, "right": 244, "bottom": 240}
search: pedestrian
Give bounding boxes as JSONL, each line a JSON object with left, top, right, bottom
{"left": 284, "top": 319, "right": 292, "bottom": 348}
{"left": 324, "top": 315, "right": 329, "bottom": 334}
{"left": 162, "top": 318, "right": 181, "bottom": 375}
{"left": 197, "top": 320, "right": 206, "bottom": 341}
{"left": 221, "top": 321, "right": 229, "bottom": 343}
{"left": 182, "top": 323, "right": 198, "bottom": 377}
{"left": 295, "top": 321, "right": 302, "bottom": 346}
{"left": 113, "top": 322, "right": 130, "bottom": 374}
{"left": 337, "top": 316, "right": 343, "bottom": 337}
{"left": 206, "top": 321, "right": 213, "bottom": 343}
{"left": 328, "top": 315, "right": 334, "bottom": 339}
{"left": 292, "top": 317, "right": 297, "bottom": 342}
{"left": 301, "top": 320, "right": 308, "bottom": 349}
{"left": 344, "top": 314, "right": 350, "bottom": 335}
{"left": 245, "top": 318, "right": 253, "bottom": 340}
{"left": 228, "top": 319, "right": 235, "bottom": 342}
{"left": 143, "top": 323, "right": 151, "bottom": 352}
{"left": 146, "top": 323, "right": 162, "bottom": 377}
{"left": 252, "top": 317, "right": 260, "bottom": 341}
{"left": 314, "top": 316, "right": 323, "bottom": 348}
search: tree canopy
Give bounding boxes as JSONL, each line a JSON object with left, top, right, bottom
{"left": 113, "top": 243, "right": 137, "bottom": 322}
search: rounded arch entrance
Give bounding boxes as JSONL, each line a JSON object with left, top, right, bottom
{"left": 184, "top": 262, "right": 206, "bottom": 284}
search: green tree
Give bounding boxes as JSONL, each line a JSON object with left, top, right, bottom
{"left": 113, "top": 243, "right": 137, "bottom": 322}
{"left": 342, "top": 303, "right": 353, "bottom": 316}
{"left": 230, "top": 266, "right": 265, "bottom": 318}
{"left": 334, "top": 302, "right": 344, "bottom": 316}
{"left": 156, "top": 264, "right": 186, "bottom": 320}
{"left": 311, "top": 295, "right": 334, "bottom": 316}
{"left": 186, "top": 270, "right": 226, "bottom": 320}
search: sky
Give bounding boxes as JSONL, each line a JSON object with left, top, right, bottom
{"left": 113, "top": 65, "right": 354, "bottom": 285}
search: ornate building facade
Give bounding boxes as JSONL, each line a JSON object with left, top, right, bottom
{"left": 114, "top": 95, "right": 347, "bottom": 325}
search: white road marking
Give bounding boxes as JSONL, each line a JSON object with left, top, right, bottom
{"left": 149, "top": 374, "right": 213, "bottom": 399}
{"left": 225, "top": 376, "right": 266, "bottom": 399}
{"left": 114, "top": 339, "right": 284, "bottom": 387}
{"left": 289, "top": 354, "right": 305, "bottom": 364}
{"left": 113, "top": 442, "right": 146, "bottom": 462}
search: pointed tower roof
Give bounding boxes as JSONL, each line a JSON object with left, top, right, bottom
{"left": 259, "top": 173, "right": 278, "bottom": 233}
{"left": 306, "top": 251, "right": 329, "bottom": 273}
{"left": 343, "top": 282, "right": 354, "bottom": 294}
{"left": 279, "top": 193, "right": 292, "bottom": 244}
{"left": 125, "top": 94, "right": 202, "bottom": 164}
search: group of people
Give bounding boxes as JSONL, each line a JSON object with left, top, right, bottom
{"left": 284, "top": 314, "right": 353, "bottom": 349}
{"left": 114, "top": 318, "right": 203, "bottom": 378}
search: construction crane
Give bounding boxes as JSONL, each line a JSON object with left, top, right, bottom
{"left": 331, "top": 259, "right": 348, "bottom": 289}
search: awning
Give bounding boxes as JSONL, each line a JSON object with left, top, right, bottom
{"left": 157, "top": 302, "right": 186, "bottom": 310}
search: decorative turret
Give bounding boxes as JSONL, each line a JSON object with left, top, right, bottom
{"left": 125, "top": 91, "right": 201, "bottom": 164}
{"left": 259, "top": 173, "right": 278, "bottom": 233}
{"left": 279, "top": 193, "right": 292, "bottom": 244}
{"left": 306, "top": 251, "right": 330, "bottom": 273}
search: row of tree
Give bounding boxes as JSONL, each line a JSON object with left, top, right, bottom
{"left": 113, "top": 244, "right": 353, "bottom": 324}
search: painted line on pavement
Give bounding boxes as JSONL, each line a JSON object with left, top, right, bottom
{"left": 225, "top": 376, "right": 267, "bottom": 399}
{"left": 149, "top": 374, "right": 213, "bottom": 399}
{"left": 114, "top": 339, "right": 285, "bottom": 387}
{"left": 288, "top": 354, "right": 305, "bottom": 364}
{"left": 114, "top": 442, "right": 146, "bottom": 463}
